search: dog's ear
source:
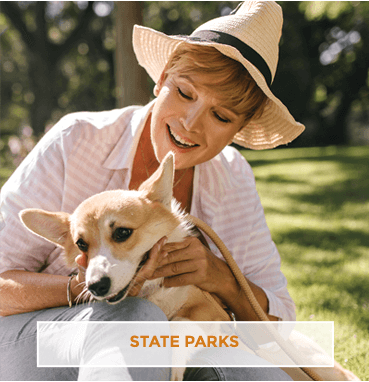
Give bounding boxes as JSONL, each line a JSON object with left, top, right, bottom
{"left": 139, "top": 151, "right": 174, "bottom": 209}
{"left": 19, "top": 209, "right": 72, "bottom": 248}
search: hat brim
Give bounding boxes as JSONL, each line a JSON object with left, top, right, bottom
{"left": 133, "top": 25, "right": 304, "bottom": 150}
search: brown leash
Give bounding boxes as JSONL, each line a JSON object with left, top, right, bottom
{"left": 187, "top": 214, "right": 322, "bottom": 381}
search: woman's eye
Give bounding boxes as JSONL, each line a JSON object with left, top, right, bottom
{"left": 214, "top": 112, "right": 230, "bottom": 123}
{"left": 76, "top": 238, "right": 88, "bottom": 252}
{"left": 177, "top": 87, "right": 192, "bottom": 100}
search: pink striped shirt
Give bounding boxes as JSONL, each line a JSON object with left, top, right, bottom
{"left": 0, "top": 101, "right": 295, "bottom": 320}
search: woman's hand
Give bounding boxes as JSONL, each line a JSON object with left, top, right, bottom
{"left": 128, "top": 236, "right": 168, "bottom": 297}
{"left": 149, "top": 236, "right": 234, "bottom": 296}
{"left": 150, "top": 237, "right": 280, "bottom": 321}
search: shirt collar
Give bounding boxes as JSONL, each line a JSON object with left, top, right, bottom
{"left": 103, "top": 99, "right": 156, "bottom": 170}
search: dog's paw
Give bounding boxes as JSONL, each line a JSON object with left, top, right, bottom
{"left": 171, "top": 367, "right": 186, "bottom": 381}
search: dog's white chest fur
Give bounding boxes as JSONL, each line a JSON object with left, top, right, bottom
{"left": 140, "top": 280, "right": 192, "bottom": 320}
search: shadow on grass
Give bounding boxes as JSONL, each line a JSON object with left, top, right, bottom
{"left": 279, "top": 226, "right": 369, "bottom": 327}
{"left": 292, "top": 176, "right": 369, "bottom": 210}
{"left": 250, "top": 154, "right": 369, "bottom": 216}
{"left": 256, "top": 174, "right": 309, "bottom": 185}
{"left": 245, "top": 147, "right": 369, "bottom": 332}
{"left": 244, "top": 146, "right": 369, "bottom": 168}
{"left": 276, "top": 227, "right": 369, "bottom": 258}
{"left": 294, "top": 270, "right": 369, "bottom": 328}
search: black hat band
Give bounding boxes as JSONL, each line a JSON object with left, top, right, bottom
{"left": 188, "top": 30, "right": 272, "bottom": 86}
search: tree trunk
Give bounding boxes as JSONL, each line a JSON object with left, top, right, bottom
{"left": 28, "top": 54, "right": 55, "bottom": 135}
{"left": 1, "top": 1, "right": 98, "bottom": 136}
{"left": 115, "top": 2, "right": 150, "bottom": 108}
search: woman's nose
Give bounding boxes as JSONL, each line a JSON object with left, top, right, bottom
{"left": 181, "top": 104, "right": 204, "bottom": 132}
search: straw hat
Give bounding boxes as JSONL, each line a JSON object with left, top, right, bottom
{"left": 132, "top": 1, "right": 305, "bottom": 150}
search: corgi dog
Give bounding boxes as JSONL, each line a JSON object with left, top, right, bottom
{"left": 20, "top": 152, "right": 228, "bottom": 321}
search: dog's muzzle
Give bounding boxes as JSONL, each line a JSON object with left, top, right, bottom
{"left": 87, "top": 251, "right": 150, "bottom": 304}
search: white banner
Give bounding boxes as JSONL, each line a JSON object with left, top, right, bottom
{"left": 37, "top": 321, "right": 334, "bottom": 368}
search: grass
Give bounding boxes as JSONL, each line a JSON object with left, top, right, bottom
{"left": 242, "top": 146, "right": 369, "bottom": 380}
{"left": 0, "top": 148, "right": 16, "bottom": 188}
{"left": 1, "top": 145, "right": 368, "bottom": 379}
{"left": 0, "top": 164, "right": 14, "bottom": 188}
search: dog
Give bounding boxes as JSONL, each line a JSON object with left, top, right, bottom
{"left": 19, "top": 152, "right": 227, "bottom": 320}
{"left": 20, "top": 152, "right": 229, "bottom": 379}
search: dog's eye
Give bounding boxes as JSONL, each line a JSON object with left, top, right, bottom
{"left": 112, "top": 227, "right": 133, "bottom": 243}
{"left": 76, "top": 238, "right": 88, "bottom": 252}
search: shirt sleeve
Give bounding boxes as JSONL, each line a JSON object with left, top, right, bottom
{"left": 202, "top": 149, "right": 296, "bottom": 321}
{"left": 0, "top": 122, "right": 67, "bottom": 275}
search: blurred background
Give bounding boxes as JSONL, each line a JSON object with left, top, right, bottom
{"left": 0, "top": 1, "right": 369, "bottom": 174}
{"left": 1, "top": 4, "right": 369, "bottom": 376}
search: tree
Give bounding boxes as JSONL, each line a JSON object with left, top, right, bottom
{"left": 275, "top": 1, "right": 369, "bottom": 146}
{"left": 1, "top": 1, "right": 115, "bottom": 136}
{"left": 115, "top": 2, "right": 149, "bottom": 108}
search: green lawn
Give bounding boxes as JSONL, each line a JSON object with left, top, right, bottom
{"left": 0, "top": 165, "right": 14, "bottom": 188}
{"left": 0, "top": 148, "right": 16, "bottom": 188}
{"left": 243, "top": 146, "right": 369, "bottom": 380}
{"left": 1, "top": 145, "right": 368, "bottom": 379}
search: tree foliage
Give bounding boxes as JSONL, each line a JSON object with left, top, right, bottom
{"left": 1, "top": 1, "right": 115, "bottom": 136}
{"left": 1, "top": 1, "right": 369, "bottom": 149}
{"left": 275, "top": 1, "right": 369, "bottom": 147}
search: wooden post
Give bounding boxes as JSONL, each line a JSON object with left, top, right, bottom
{"left": 115, "top": 1, "right": 151, "bottom": 108}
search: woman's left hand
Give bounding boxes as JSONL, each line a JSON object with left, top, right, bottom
{"left": 149, "top": 236, "right": 234, "bottom": 295}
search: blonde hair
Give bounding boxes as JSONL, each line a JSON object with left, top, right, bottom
{"left": 164, "top": 43, "right": 268, "bottom": 126}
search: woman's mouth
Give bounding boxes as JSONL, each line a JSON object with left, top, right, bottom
{"left": 167, "top": 125, "right": 199, "bottom": 149}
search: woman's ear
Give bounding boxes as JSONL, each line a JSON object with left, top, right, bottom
{"left": 153, "top": 84, "right": 160, "bottom": 97}
{"left": 153, "top": 66, "right": 168, "bottom": 97}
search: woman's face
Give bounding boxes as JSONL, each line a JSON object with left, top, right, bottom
{"left": 150, "top": 72, "right": 245, "bottom": 169}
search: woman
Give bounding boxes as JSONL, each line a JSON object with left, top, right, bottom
{"left": 0, "top": 1, "right": 304, "bottom": 380}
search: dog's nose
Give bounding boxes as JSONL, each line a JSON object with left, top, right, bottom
{"left": 88, "top": 277, "right": 111, "bottom": 297}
